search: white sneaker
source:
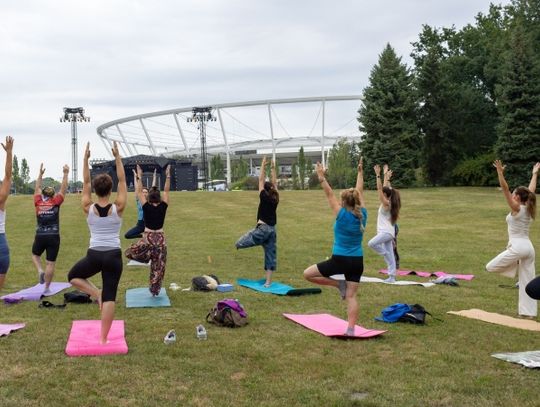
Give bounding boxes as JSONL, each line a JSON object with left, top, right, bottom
{"left": 163, "top": 330, "right": 176, "bottom": 345}
{"left": 196, "top": 325, "right": 207, "bottom": 340}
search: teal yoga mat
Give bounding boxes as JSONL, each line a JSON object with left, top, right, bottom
{"left": 237, "top": 278, "right": 321, "bottom": 296}
{"left": 125, "top": 288, "right": 171, "bottom": 308}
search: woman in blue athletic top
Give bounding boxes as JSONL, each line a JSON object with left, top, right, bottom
{"left": 303, "top": 158, "right": 367, "bottom": 336}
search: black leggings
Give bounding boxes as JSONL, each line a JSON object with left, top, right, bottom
{"left": 526, "top": 276, "right": 540, "bottom": 300}
{"left": 68, "top": 248, "right": 123, "bottom": 302}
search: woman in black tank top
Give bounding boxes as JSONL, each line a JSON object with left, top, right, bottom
{"left": 125, "top": 164, "right": 170, "bottom": 296}
{"left": 235, "top": 157, "right": 279, "bottom": 287}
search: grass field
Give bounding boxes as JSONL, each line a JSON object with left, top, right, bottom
{"left": 1, "top": 188, "right": 539, "bottom": 407}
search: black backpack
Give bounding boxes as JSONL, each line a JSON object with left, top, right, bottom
{"left": 398, "top": 304, "right": 432, "bottom": 324}
{"left": 63, "top": 290, "right": 92, "bottom": 304}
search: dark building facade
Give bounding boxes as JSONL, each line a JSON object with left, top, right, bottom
{"left": 90, "top": 155, "right": 198, "bottom": 191}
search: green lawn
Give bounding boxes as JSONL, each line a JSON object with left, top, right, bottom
{"left": 1, "top": 188, "right": 539, "bottom": 407}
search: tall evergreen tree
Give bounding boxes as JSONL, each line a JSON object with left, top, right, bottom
{"left": 298, "top": 146, "right": 306, "bottom": 190}
{"left": 291, "top": 162, "right": 299, "bottom": 190}
{"left": 327, "top": 139, "right": 357, "bottom": 188}
{"left": 358, "top": 43, "right": 421, "bottom": 188}
{"left": 210, "top": 154, "right": 224, "bottom": 180}
{"left": 12, "top": 155, "right": 22, "bottom": 193}
{"left": 21, "top": 158, "right": 30, "bottom": 194}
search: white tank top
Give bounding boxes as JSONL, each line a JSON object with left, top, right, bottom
{"left": 87, "top": 204, "right": 122, "bottom": 249}
{"left": 506, "top": 205, "right": 532, "bottom": 239}
{"left": 377, "top": 204, "right": 394, "bottom": 236}
{"left": 0, "top": 209, "right": 5, "bottom": 234}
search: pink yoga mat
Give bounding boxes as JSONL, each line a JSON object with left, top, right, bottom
{"left": 379, "top": 269, "right": 474, "bottom": 281}
{"left": 283, "top": 313, "right": 386, "bottom": 339}
{"left": 0, "top": 323, "right": 25, "bottom": 337}
{"left": 1, "top": 282, "right": 72, "bottom": 303}
{"left": 65, "top": 320, "right": 128, "bottom": 357}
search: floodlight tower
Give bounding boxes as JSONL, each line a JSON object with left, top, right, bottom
{"left": 60, "top": 107, "right": 90, "bottom": 185}
{"left": 187, "top": 107, "right": 216, "bottom": 190}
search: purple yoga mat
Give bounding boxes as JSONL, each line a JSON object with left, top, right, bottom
{"left": 0, "top": 323, "right": 25, "bottom": 337}
{"left": 1, "top": 282, "right": 72, "bottom": 303}
{"left": 379, "top": 269, "right": 474, "bottom": 281}
{"left": 283, "top": 313, "right": 386, "bottom": 339}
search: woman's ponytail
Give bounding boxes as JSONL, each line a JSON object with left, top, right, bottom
{"left": 527, "top": 190, "right": 537, "bottom": 219}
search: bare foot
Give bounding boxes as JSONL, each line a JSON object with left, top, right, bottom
{"left": 99, "top": 339, "right": 110, "bottom": 345}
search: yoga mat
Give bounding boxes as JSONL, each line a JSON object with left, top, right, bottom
{"left": 332, "top": 275, "right": 435, "bottom": 287}
{"left": 125, "top": 287, "right": 171, "bottom": 308}
{"left": 237, "top": 278, "right": 321, "bottom": 296}
{"left": 491, "top": 351, "right": 540, "bottom": 368}
{"left": 65, "top": 320, "right": 128, "bottom": 357}
{"left": 379, "top": 269, "right": 475, "bottom": 281}
{"left": 447, "top": 309, "right": 540, "bottom": 331}
{"left": 0, "top": 323, "right": 25, "bottom": 337}
{"left": 283, "top": 313, "right": 386, "bottom": 339}
{"left": 1, "top": 282, "right": 72, "bottom": 303}
{"left": 127, "top": 259, "right": 150, "bottom": 266}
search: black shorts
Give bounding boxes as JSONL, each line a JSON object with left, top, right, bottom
{"left": 317, "top": 255, "right": 364, "bottom": 283}
{"left": 32, "top": 234, "right": 61, "bottom": 262}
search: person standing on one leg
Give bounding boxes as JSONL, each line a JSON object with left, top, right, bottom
{"left": 303, "top": 158, "right": 367, "bottom": 336}
{"left": 124, "top": 169, "right": 156, "bottom": 240}
{"left": 68, "top": 142, "right": 127, "bottom": 344}
{"left": 235, "top": 156, "right": 279, "bottom": 287}
{"left": 125, "top": 165, "right": 170, "bottom": 295}
{"left": 486, "top": 161, "right": 538, "bottom": 319}
{"left": 0, "top": 136, "right": 14, "bottom": 291}
{"left": 31, "top": 163, "right": 68, "bottom": 291}
{"left": 368, "top": 164, "right": 401, "bottom": 283}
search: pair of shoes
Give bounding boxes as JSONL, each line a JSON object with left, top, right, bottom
{"left": 38, "top": 271, "right": 45, "bottom": 285}
{"left": 338, "top": 280, "right": 347, "bottom": 300}
{"left": 384, "top": 276, "right": 396, "bottom": 283}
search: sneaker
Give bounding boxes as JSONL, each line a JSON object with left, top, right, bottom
{"left": 163, "top": 329, "right": 176, "bottom": 345}
{"left": 338, "top": 280, "right": 347, "bottom": 300}
{"left": 196, "top": 325, "right": 207, "bottom": 340}
{"left": 384, "top": 276, "right": 396, "bottom": 284}
{"left": 39, "top": 271, "right": 45, "bottom": 285}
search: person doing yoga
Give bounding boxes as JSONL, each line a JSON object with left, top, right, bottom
{"left": 303, "top": 158, "right": 367, "bottom": 336}
{"left": 32, "top": 163, "right": 68, "bottom": 291}
{"left": 235, "top": 156, "right": 279, "bottom": 287}
{"left": 125, "top": 164, "right": 170, "bottom": 296}
{"left": 68, "top": 142, "right": 127, "bottom": 344}
{"left": 0, "top": 136, "right": 14, "bottom": 291}
{"left": 486, "top": 160, "right": 538, "bottom": 319}
{"left": 368, "top": 164, "right": 401, "bottom": 283}
{"left": 124, "top": 169, "right": 156, "bottom": 239}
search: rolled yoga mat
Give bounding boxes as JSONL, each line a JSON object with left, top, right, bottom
{"left": 283, "top": 313, "right": 386, "bottom": 339}
{"left": 1, "top": 282, "right": 72, "bottom": 303}
{"left": 126, "top": 287, "right": 171, "bottom": 308}
{"left": 65, "top": 320, "right": 128, "bottom": 356}
{"left": 447, "top": 309, "right": 540, "bottom": 332}
{"left": 237, "top": 278, "right": 321, "bottom": 296}
{"left": 0, "top": 323, "right": 25, "bottom": 337}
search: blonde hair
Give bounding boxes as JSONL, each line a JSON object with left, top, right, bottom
{"left": 341, "top": 188, "right": 364, "bottom": 231}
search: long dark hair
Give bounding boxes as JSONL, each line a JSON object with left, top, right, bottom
{"left": 383, "top": 186, "right": 401, "bottom": 224}
{"left": 514, "top": 186, "right": 536, "bottom": 219}
{"left": 263, "top": 181, "right": 279, "bottom": 203}
{"left": 147, "top": 186, "right": 161, "bottom": 204}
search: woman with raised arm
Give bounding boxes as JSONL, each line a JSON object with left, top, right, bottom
{"left": 125, "top": 164, "right": 170, "bottom": 295}
{"left": 0, "top": 136, "right": 14, "bottom": 291}
{"left": 124, "top": 168, "right": 155, "bottom": 240}
{"left": 303, "top": 159, "right": 367, "bottom": 336}
{"left": 31, "top": 163, "right": 69, "bottom": 291}
{"left": 235, "top": 156, "right": 279, "bottom": 287}
{"left": 368, "top": 164, "right": 401, "bottom": 283}
{"left": 487, "top": 161, "right": 538, "bottom": 319}
{"left": 67, "top": 142, "right": 127, "bottom": 344}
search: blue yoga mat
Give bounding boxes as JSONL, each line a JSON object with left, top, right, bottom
{"left": 125, "top": 288, "right": 171, "bottom": 308}
{"left": 237, "top": 278, "right": 321, "bottom": 296}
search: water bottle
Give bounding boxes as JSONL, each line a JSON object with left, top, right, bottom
{"left": 163, "top": 329, "right": 176, "bottom": 345}
{"left": 196, "top": 325, "right": 207, "bottom": 340}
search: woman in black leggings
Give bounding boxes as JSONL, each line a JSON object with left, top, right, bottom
{"left": 68, "top": 141, "right": 127, "bottom": 344}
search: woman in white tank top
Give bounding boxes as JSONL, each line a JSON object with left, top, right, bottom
{"left": 0, "top": 136, "right": 14, "bottom": 291}
{"left": 486, "top": 160, "right": 538, "bottom": 318}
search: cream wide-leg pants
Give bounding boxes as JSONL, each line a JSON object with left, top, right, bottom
{"left": 486, "top": 237, "right": 537, "bottom": 317}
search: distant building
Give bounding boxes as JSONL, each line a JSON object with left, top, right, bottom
{"left": 90, "top": 155, "right": 198, "bottom": 191}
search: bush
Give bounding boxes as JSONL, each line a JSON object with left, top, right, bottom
{"left": 230, "top": 176, "right": 259, "bottom": 191}
{"left": 452, "top": 153, "right": 498, "bottom": 186}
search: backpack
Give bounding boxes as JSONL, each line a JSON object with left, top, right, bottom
{"left": 206, "top": 299, "right": 248, "bottom": 328}
{"left": 398, "top": 304, "right": 432, "bottom": 324}
{"left": 375, "top": 303, "right": 411, "bottom": 323}
{"left": 192, "top": 274, "right": 220, "bottom": 291}
{"left": 63, "top": 290, "right": 92, "bottom": 304}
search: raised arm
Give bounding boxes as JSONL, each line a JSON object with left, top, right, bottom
{"left": 383, "top": 164, "right": 392, "bottom": 188}
{"left": 81, "top": 142, "right": 93, "bottom": 214}
{"left": 162, "top": 165, "right": 170, "bottom": 204}
{"left": 132, "top": 169, "right": 139, "bottom": 196}
{"left": 0, "top": 136, "right": 14, "bottom": 208}
{"left": 113, "top": 142, "right": 127, "bottom": 215}
{"left": 355, "top": 157, "right": 365, "bottom": 207}
{"left": 34, "top": 163, "right": 45, "bottom": 197}
{"left": 135, "top": 165, "right": 146, "bottom": 205}
{"left": 152, "top": 168, "right": 157, "bottom": 188}
{"left": 259, "top": 156, "right": 267, "bottom": 192}
{"left": 374, "top": 165, "right": 390, "bottom": 208}
{"left": 528, "top": 162, "right": 540, "bottom": 193}
{"left": 316, "top": 162, "right": 340, "bottom": 215}
{"left": 493, "top": 160, "right": 520, "bottom": 213}
{"left": 59, "top": 165, "right": 69, "bottom": 197}
{"left": 271, "top": 159, "right": 278, "bottom": 190}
